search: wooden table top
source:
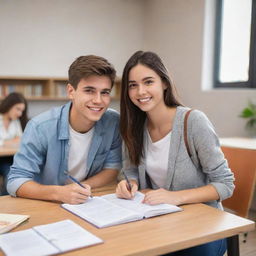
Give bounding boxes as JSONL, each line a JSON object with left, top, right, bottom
{"left": 0, "top": 185, "right": 255, "bottom": 256}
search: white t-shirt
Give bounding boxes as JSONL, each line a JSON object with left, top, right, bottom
{"left": 144, "top": 129, "right": 172, "bottom": 189}
{"left": 0, "top": 114, "right": 23, "bottom": 141}
{"left": 68, "top": 126, "right": 94, "bottom": 182}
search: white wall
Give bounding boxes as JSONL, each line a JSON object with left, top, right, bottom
{"left": 1, "top": 0, "right": 256, "bottom": 208}
{"left": 1, "top": 0, "right": 255, "bottom": 136}
{"left": 144, "top": 0, "right": 256, "bottom": 137}
{"left": 0, "top": 0, "right": 144, "bottom": 116}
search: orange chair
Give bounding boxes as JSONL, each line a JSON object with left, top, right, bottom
{"left": 222, "top": 146, "right": 256, "bottom": 219}
{"left": 221, "top": 146, "right": 256, "bottom": 251}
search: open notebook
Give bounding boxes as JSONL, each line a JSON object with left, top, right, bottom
{"left": 62, "top": 192, "right": 182, "bottom": 228}
{"left": 0, "top": 219, "right": 103, "bottom": 256}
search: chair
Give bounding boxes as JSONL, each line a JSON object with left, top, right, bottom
{"left": 222, "top": 146, "right": 256, "bottom": 247}
{"left": 221, "top": 146, "right": 256, "bottom": 219}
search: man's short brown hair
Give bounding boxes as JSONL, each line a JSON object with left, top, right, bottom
{"left": 68, "top": 55, "right": 116, "bottom": 89}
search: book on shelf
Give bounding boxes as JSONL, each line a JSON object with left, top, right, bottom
{"left": 0, "top": 219, "right": 103, "bottom": 256}
{"left": 62, "top": 192, "right": 182, "bottom": 228}
{"left": 55, "top": 82, "right": 67, "bottom": 98}
{"left": 33, "top": 84, "right": 43, "bottom": 97}
{"left": 0, "top": 213, "right": 30, "bottom": 234}
{"left": 0, "top": 84, "right": 38, "bottom": 98}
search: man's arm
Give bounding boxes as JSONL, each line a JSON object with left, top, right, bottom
{"left": 83, "top": 169, "right": 118, "bottom": 188}
{"left": 16, "top": 180, "right": 91, "bottom": 204}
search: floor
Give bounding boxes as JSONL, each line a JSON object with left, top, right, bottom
{"left": 239, "top": 230, "right": 256, "bottom": 256}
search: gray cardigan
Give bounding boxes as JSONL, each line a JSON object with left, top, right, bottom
{"left": 123, "top": 106, "right": 235, "bottom": 209}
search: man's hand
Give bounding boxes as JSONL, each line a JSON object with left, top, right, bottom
{"left": 56, "top": 183, "right": 91, "bottom": 204}
{"left": 16, "top": 180, "right": 91, "bottom": 204}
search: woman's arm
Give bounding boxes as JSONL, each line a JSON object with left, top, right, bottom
{"left": 188, "top": 110, "right": 235, "bottom": 201}
{"left": 143, "top": 184, "right": 219, "bottom": 205}
{"left": 144, "top": 110, "right": 235, "bottom": 206}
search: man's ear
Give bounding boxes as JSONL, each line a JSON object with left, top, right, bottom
{"left": 67, "top": 83, "right": 75, "bottom": 100}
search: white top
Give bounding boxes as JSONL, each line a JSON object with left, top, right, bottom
{"left": 220, "top": 137, "right": 256, "bottom": 150}
{"left": 0, "top": 114, "right": 23, "bottom": 141}
{"left": 145, "top": 129, "right": 172, "bottom": 188}
{"left": 68, "top": 126, "right": 94, "bottom": 182}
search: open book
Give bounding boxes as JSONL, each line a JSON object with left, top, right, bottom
{"left": 0, "top": 219, "right": 103, "bottom": 256}
{"left": 0, "top": 213, "right": 30, "bottom": 234}
{"left": 62, "top": 192, "right": 182, "bottom": 228}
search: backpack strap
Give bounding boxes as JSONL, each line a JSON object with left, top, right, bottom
{"left": 184, "top": 109, "right": 193, "bottom": 157}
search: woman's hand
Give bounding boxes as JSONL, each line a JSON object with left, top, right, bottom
{"left": 116, "top": 179, "right": 138, "bottom": 199}
{"left": 143, "top": 188, "right": 183, "bottom": 205}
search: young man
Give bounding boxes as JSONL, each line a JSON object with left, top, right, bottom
{"left": 7, "top": 55, "right": 122, "bottom": 204}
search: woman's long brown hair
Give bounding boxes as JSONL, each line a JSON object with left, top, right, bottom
{"left": 0, "top": 92, "right": 28, "bottom": 131}
{"left": 120, "top": 51, "right": 182, "bottom": 166}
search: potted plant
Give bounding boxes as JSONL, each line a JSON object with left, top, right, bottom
{"left": 240, "top": 101, "right": 256, "bottom": 136}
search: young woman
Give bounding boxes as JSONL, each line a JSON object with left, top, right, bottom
{"left": 116, "top": 51, "right": 234, "bottom": 256}
{"left": 0, "top": 92, "right": 28, "bottom": 195}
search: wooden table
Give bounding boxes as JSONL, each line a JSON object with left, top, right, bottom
{"left": 0, "top": 144, "right": 19, "bottom": 157}
{"left": 0, "top": 185, "right": 255, "bottom": 256}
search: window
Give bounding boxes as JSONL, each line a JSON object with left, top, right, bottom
{"left": 214, "top": 0, "right": 256, "bottom": 88}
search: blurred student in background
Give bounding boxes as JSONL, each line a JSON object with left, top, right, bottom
{"left": 0, "top": 92, "right": 28, "bottom": 195}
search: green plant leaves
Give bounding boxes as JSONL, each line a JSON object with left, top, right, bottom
{"left": 240, "top": 101, "right": 256, "bottom": 129}
{"left": 240, "top": 107, "right": 254, "bottom": 118}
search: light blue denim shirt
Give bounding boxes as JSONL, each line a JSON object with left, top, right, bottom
{"left": 7, "top": 102, "right": 122, "bottom": 196}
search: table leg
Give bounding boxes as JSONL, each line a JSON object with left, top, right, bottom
{"left": 227, "top": 235, "right": 239, "bottom": 256}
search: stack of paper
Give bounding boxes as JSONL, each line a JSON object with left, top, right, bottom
{"left": 0, "top": 213, "right": 30, "bottom": 234}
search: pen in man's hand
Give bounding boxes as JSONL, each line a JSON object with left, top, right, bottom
{"left": 122, "top": 172, "right": 132, "bottom": 192}
{"left": 68, "top": 175, "right": 85, "bottom": 188}
{"left": 68, "top": 175, "right": 93, "bottom": 198}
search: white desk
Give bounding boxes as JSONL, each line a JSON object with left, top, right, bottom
{"left": 220, "top": 137, "right": 256, "bottom": 150}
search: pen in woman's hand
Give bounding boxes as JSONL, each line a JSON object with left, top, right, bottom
{"left": 122, "top": 172, "right": 132, "bottom": 192}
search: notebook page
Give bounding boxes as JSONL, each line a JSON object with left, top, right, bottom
{"left": 33, "top": 220, "right": 103, "bottom": 252}
{"left": 0, "top": 229, "right": 58, "bottom": 256}
{"left": 102, "top": 192, "right": 182, "bottom": 218}
{"left": 62, "top": 197, "right": 143, "bottom": 228}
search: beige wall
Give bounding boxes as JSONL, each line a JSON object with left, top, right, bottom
{"left": 144, "top": 0, "right": 256, "bottom": 137}
{"left": 0, "top": 0, "right": 144, "bottom": 77}
{"left": 0, "top": 0, "right": 145, "bottom": 115}
{"left": 1, "top": 0, "right": 255, "bottom": 136}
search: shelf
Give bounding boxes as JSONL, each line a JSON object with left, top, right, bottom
{"left": 0, "top": 76, "right": 121, "bottom": 101}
